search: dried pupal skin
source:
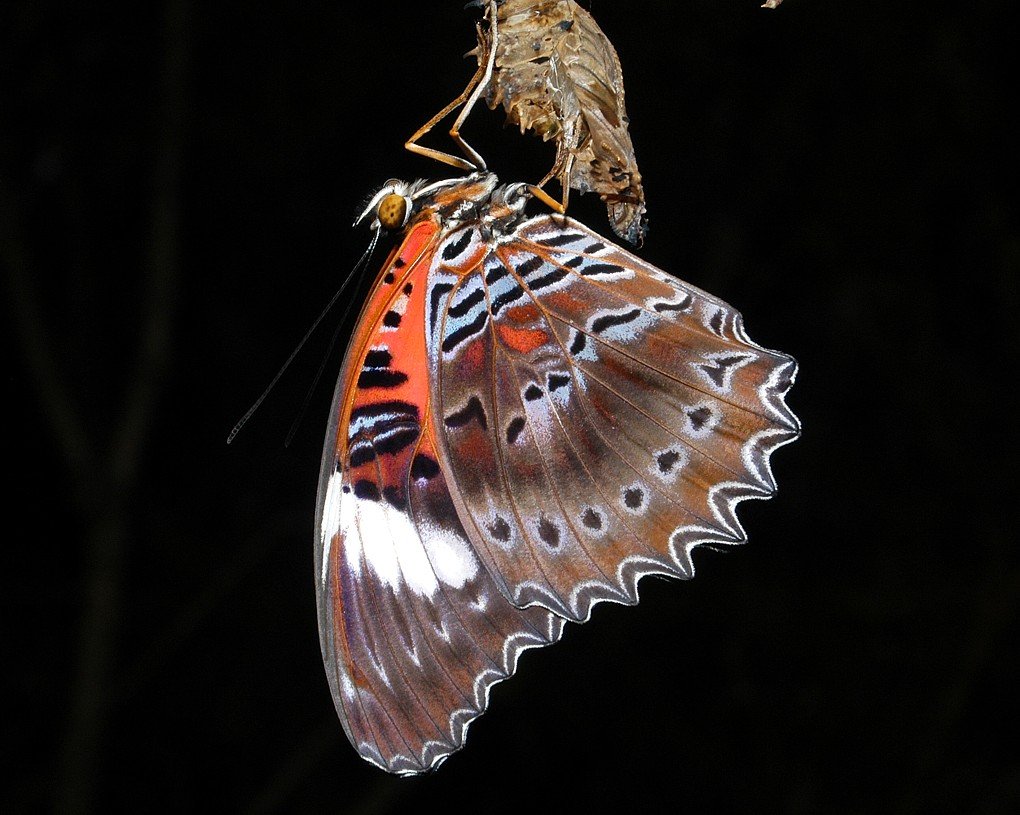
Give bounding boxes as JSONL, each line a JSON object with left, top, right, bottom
{"left": 478, "top": 0, "right": 647, "bottom": 244}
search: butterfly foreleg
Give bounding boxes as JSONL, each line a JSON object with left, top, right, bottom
{"left": 404, "top": 0, "right": 500, "bottom": 173}
{"left": 525, "top": 144, "right": 574, "bottom": 216}
{"left": 404, "top": 48, "right": 485, "bottom": 172}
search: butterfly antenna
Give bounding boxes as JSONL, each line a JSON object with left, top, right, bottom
{"left": 226, "top": 230, "right": 381, "bottom": 445}
{"left": 282, "top": 292, "right": 360, "bottom": 448}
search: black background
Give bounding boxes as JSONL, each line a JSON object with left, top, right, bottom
{"left": 4, "top": 0, "right": 1016, "bottom": 812}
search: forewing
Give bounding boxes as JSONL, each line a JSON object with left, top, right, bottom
{"left": 431, "top": 215, "right": 799, "bottom": 622}
{"left": 315, "top": 220, "right": 564, "bottom": 775}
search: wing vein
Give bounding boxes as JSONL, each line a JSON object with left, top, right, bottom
{"left": 479, "top": 254, "right": 606, "bottom": 615}
{"left": 518, "top": 232, "right": 787, "bottom": 424}
{"left": 369, "top": 437, "right": 479, "bottom": 724}
{"left": 402, "top": 419, "right": 527, "bottom": 674}
{"left": 488, "top": 312, "right": 675, "bottom": 574}
{"left": 349, "top": 473, "right": 426, "bottom": 766}
{"left": 496, "top": 245, "right": 736, "bottom": 530}
{"left": 326, "top": 518, "right": 387, "bottom": 766}
{"left": 495, "top": 338, "right": 627, "bottom": 608}
{"left": 439, "top": 262, "right": 574, "bottom": 615}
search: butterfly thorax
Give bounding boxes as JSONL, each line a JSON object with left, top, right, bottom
{"left": 372, "top": 173, "right": 539, "bottom": 243}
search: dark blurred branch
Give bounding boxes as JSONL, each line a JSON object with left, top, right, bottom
{"left": 0, "top": 185, "right": 94, "bottom": 472}
{"left": 247, "top": 720, "right": 342, "bottom": 815}
{"left": 115, "top": 515, "right": 290, "bottom": 700}
{"left": 109, "top": 4, "right": 185, "bottom": 486}
{"left": 47, "top": 1, "right": 189, "bottom": 812}
{"left": 889, "top": 247, "right": 1017, "bottom": 812}
{"left": 896, "top": 547, "right": 1019, "bottom": 815}
{"left": 248, "top": 730, "right": 408, "bottom": 815}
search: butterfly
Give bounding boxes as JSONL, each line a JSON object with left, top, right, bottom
{"left": 406, "top": 0, "right": 647, "bottom": 244}
{"left": 314, "top": 172, "right": 800, "bottom": 774}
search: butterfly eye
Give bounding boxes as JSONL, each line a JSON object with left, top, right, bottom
{"left": 376, "top": 192, "right": 410, "bottom": 231}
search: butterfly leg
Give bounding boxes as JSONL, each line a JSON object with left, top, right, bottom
{"left": 404, "top": 32, "right": 486, "bottom": 172}
{"left": 404, "top": 0, "right": 500, "bottom": 172}
{"left": 525, "top": 149, "right": 575, "bottom": 215}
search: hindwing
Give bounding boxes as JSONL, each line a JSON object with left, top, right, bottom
{"left": 429, "top": 215, "right": 799, "bottom": 622}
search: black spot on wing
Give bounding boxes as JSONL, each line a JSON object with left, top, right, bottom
{"left": 444, "top": 395, "right": 488, "bottom": 431}
{"left": 591, "top": 308, "right": 641, "bottom": 334}
{"left": 485, "top": 263, "right": 508, "bottom": 285}
{"left": 394, "top": 256, "right": 406, "bottom": 268}
{"left": 653, "top": 293, "right": 693, "bottom": 313}
{"left": 524, "top": 384, "right": 543, "bottom": 401}
{"left": 348, "top": 443, "right": 375, "bottom": 468}
{"left": 582, "top": 507, "right": 603, "bottom": 530}
{"left": 363, "top": 349, "right": 392, "bottom": 368}
{"left": 505, "top": 416, "right": 526, "bottom": 444}
{"left": 515, "top": 254, "right": 544, "bottom": 276}
{"left": 624, "top": 487, "right": 644, "bottom": 509}
{"left": 579, "top": 262, "right": 624, "bottom": 277}
{"left": 569, "top": 331, "right": 587, "bottom": 356}
{"left": 688, "top": 406, "right": 712, "bottom": 431}
{"left": 442, "top": 229, "right": 473, "bottom": 261}
{"left": 657, "top": 450, "right": 681, "bottom": 474}
{"left": 410, "top": 453, "right": 440, "bottom": 480}
{"left": 701, "top": 352, "right": 750, "bottom": 389}
{"left": 488, "top": 516, "right": 511, "bottom": 542}
{"left": 708, "top": 309, "right": 726, "bottom": 335}
{"left": 382, "top": 310, "right": 402, "bottom": 328}
{"left": 447, "top": 288, "right": 484, "bottom": 318}
{"left": 350, "top": 400, "right": 419, "bottom": 424}
{"left": 372, "top": 426, "right": 420, "bottom": 457}
{"left": 536, "top": 231, "right": 586, "bottom": 248}
{"left": 490, "top": 284, "right": 525, "bottom": 316}
{"left": 699, "top": 354, "right": 751, "bottom": 388}
{"left": 353, "top": 479, "right": 380, "bottom": 501}
{"left": 429, "top": 282, "right": 454, "bottom": 331}
{"left": 357, "top": 368, "right": 408, "bottom": 389}
{"left": 701, "top": 362, "right": 730, "bottom": 388}
{"left": 547, "top": 373, "right": 570, "bottom": 391}
{"left": 441, "top": 310, "right": 489, "bottom": 353}
{"left": 537, "top": 515, "right": 560, "bottom": 547}
{"left": 529, "top": 267, "right": 569, "bottom": 290}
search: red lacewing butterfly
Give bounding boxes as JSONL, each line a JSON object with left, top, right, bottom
{"left": 314, "top": 173, "right": 800, "bottom": 774}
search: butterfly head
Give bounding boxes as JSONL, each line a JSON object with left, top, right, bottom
{"left": 356, "top": 180, "right": 416, "bottom": 232}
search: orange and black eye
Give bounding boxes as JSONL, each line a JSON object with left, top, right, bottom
{"left": 377, "top": 193, "right": 409, "bottom": 231}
